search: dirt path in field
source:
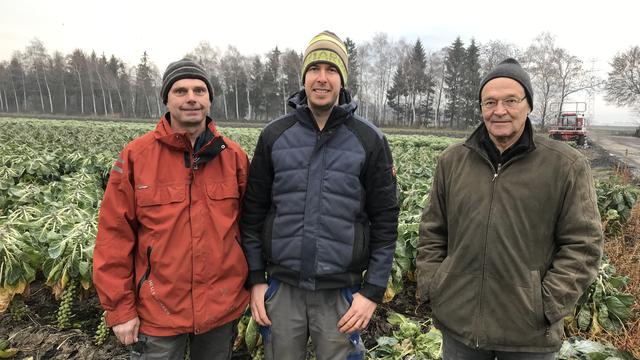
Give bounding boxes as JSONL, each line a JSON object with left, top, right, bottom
{"left": 588, "top": 130, "right": 640, "bottom": 182}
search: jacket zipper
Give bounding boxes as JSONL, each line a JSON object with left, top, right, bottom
{"left": 493, "top": 154, "right": 527, "bottom": 179}
{"left": 301, "top": 128, "right": 331, "bottom": 284}
{"left": 192, "top": 155, "right": 200, "bottom": 170}
{"left": 184, "top": 136, "right": 198, "bottom": 332}
{"left": 492, "top": 163, "right": 502, "bottom": 181}
{"left": 464, "top": 143, "right": 528, "bottom": 181}
{"left": 461, "top": 148, "right": 496, "bottom": 349}
{"left": 476, "top": 170, "right": 497, "bottom": 349}
{"left": 464, "top": 144, "right": 534, "bottom": 348}
{"left": 471, "top": 151, "right": 528, "bottom": 348}
{"left": 189, "top": 161, "right": 196, "bottom": 333}
{"left": 135, "top": 246, "right": 153, "bottom": 298}
{"left": 190, "top": 129, "right": 219, "bottom": 170}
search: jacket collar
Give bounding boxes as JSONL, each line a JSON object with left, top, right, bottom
{"left": 153, "top": 114, "right": 227, "bottom": 167}
{"left": 287, "top": 88, "right": 357, "bottom": 131}
{"left": 464, "top": 118, "right": 536, "bottom": 165}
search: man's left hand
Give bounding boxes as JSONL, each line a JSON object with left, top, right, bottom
{"left": 338, "top": 293, "right": 377, "bottom": 334}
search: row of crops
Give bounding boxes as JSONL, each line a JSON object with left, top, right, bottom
{"left": 0, "top": 117, "right": 638, "bottom": 359}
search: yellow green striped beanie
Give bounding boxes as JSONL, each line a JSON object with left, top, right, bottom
{"left": 301, "top": 31, "right": 349, "bottom": 87}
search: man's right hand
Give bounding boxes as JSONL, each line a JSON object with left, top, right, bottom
{"left": 250, "top": 284, "right": 271, "bottom": 326}
{"left": 113, "top": 316, "right": 140, "bottom": 345}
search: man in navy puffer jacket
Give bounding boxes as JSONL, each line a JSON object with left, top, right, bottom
{"left": 241, "top": 31, "right": 399, "bottom": 360}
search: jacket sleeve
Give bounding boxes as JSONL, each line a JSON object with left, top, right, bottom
{"left": 542, "top": 157, "right": 603, "bottom": 324}
{"left": 415, "top": 154, "right": 449, "bottom": 304}
{"left": 240, "top": 132, "right": 274, "bottom": 287}
{"left": 359, "top": 136, "right": 400, "bottom": 303}
{"left": 92, "top": 148, "right": 139, "bottom": 327}
{"left": 236, "top": 149, "right": 249, "bottom": 200}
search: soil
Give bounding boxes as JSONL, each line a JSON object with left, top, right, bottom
{"left": 361, "top": 282, "right": 430, "bottom": 347}
{"left": 0, "top": 139, "right": 631, "bottom": 359}
{"left": 0, "top": 281, "right": 128, "bottom": 360}
{"left": 0, "top": 281, "right": 427, "bottom": 359}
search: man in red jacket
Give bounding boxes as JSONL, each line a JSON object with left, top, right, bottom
{"left": 93, "top": 58, "right": 249, "bottom": 360}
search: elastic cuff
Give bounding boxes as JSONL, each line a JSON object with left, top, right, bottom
{"left": 358, "top": 283, "right": 386, "bottom": 304}
{"left": 105, "top": 309, "right": 138, "bottom": 328}
{"left": 245, "top": 270, "right": 268, "bottom": 289}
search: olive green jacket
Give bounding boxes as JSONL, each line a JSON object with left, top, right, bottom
{"left": 416, "top": 122, "right": 603, "bottom": 352}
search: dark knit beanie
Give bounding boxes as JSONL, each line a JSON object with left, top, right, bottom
{"left": 301, "top": 31, "right": 349, "bottom": 87}
{"left": 478, "top": 58, "right": 533, "bottom": 109}
{"left": 161, "top": 58, "right": 213, "bottom": 104}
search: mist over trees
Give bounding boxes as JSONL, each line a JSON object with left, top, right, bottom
{"left": 0, "top": 32, "right": 612, "bottom": 128}
{"left": 605, "top": 46, "right": 640, "bottom": 118}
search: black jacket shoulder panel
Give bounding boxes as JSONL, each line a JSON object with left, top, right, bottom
{"left": 260, "top": 113, "right": 299, "bottom": 148}
{"left": 344, "top": 115, "right": 385, "bottom": 155}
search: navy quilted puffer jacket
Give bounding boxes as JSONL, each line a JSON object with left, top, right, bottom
{"left": 241, "top": 89, "right": 399, "bottom": 303}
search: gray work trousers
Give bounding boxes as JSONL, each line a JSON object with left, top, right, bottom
{"left": 442, "top": 331, "right": 556, "bottom": 360}
{"left": 260, "top": 279, "right": 365, "bottom": 360}
{"left": 130, "top": 320, "right": 237, "bottom": 360}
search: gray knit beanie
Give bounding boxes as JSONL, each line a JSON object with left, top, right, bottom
{"left": 478, "top": 58, "right": 533, "bottom": 109}
{"left": 161, "top": 58, "right": 213, "bottom": 104}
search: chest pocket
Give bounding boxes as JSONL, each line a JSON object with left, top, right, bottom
{"left": 135, "top": 184, "right": 187, "bottom": 229}
{"left": 205, "top": 180, "right": 240, "bottom": 201}
{"left": 205, "top": 179, "right": 241, "bottom": 226}
{"left": 136, "top": 184, "right": 186, "bottom": 206}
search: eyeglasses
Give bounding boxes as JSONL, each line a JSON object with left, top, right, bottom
{"left": 480, "top": 96, "right": 526, "bottom": 110}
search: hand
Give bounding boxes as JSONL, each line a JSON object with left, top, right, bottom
{"left": 250, "top": 284, "right": 272, "bottom": 326}
{"left": 338, "top": 293, "right": 377, "bottom": 334}
{"left": 113, "top": 316, "right": 140, "bottom": 345}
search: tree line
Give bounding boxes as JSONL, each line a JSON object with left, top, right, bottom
{"left": 0, "top": 34, "right": 637, "bottom": 128}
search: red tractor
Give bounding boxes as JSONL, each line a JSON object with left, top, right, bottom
{"left": 548, "top": 102, "right": 588, "bottom": 146}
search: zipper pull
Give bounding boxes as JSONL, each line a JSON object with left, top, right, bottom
{"left": 492, "top": 163, "right": 502, "bottom": 182}
{"left": 192, "top": 155, "right": 200, "bottom": 170}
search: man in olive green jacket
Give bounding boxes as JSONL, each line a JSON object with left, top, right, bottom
{"left": 416, "top": 58, "right": 602, "bottom": 359}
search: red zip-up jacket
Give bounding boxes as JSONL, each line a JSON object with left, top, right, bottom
{"left": 93, "top": 115, "right": 249, "bottom": 336}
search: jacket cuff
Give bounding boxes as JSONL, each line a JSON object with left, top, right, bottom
{"left": 105, "top": 308, "right": 138, "bottom": 328}
{"left": 245, "top": 270, "right": 268, "bottom": 289}
{"left": 416, "top": 274, "right": 430, "bottom": 304}
{"left": 358, "top": 282, "right": 386, "bottom": 304}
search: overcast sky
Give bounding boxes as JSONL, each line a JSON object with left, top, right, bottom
{"left": 1, "top": 0, "right": 638, "bottom": 125}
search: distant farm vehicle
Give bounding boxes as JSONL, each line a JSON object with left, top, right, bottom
{"left": 548, "top": 102, "right": 588, "bottom": 146}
